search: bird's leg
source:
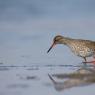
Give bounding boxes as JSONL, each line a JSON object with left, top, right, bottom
{"left": 83, "top": 55, "right": 95, "bottom": 64}
{"left": 87, "top": 55, "right": 95, "bottom": 64}
{"left": 82, "top": 57, "right": 87, "bottom": 65}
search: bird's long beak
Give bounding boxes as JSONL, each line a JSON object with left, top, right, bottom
{"left": 47, "top": 42, "right": 55, "bottom": 53}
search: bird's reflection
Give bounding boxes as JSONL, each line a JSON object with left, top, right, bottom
{"left": 48, "top": 67, "right": 95, "bottom": 91}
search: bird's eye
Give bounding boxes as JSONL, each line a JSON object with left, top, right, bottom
{"left": 55, "top": 39, "right": 58, "bottom": 42}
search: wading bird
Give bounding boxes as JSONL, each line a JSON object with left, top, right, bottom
{"left": 47, "top": 35, "right": 95, "bottom": 64}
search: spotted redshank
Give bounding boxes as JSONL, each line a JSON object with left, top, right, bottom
{"left": 47, "top": 35, "right": 95, "bottom": 64}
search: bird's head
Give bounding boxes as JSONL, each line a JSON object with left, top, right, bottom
{"left": 47, "top": 35, "right": 64, "bottom": 53}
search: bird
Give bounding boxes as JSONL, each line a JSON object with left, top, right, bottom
{"left": 47, "top": 35, "right": 95, "bottom": 64}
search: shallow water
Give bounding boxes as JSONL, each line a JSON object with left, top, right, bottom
{"left": 0, "top": 64, "right": 95, "bottom": 95}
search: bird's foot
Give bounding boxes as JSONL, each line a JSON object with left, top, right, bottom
{"left": 83, "top": 61, "right": 95, "bottom": 64}
{"left": 87, "top": 61, "right": 95, "bottom": 64}
{"left": 82, "top": 61, "right": 87, "bottom": 67}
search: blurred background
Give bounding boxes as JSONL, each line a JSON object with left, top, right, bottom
{"left": 0, "top": 0, "right": 95, "bottom": 65}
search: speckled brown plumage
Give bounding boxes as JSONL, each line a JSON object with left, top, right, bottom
{"left": 47, "top": 35, "right": 95, "bottom": 64}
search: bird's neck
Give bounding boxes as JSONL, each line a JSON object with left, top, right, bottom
{"left": 61, "top": 37, "right": 73, "bottom": 45}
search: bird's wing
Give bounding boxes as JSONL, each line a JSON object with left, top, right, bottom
{"left": 79, "top": 40, "right": 95, "bottom": 50}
